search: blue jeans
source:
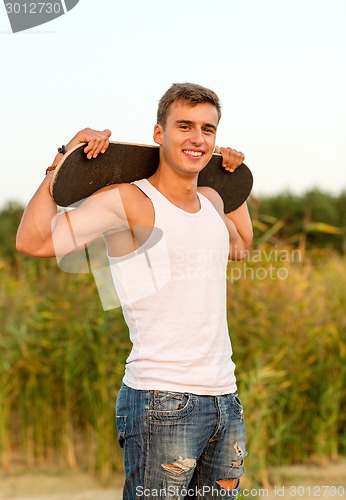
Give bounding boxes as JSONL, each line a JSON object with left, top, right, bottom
{"left": 116, "top": 383, "right": 247, "bottom": 499}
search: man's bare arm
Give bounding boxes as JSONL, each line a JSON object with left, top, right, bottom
{"left": 199, "top": 187, "right": 252, "bottom": 261}
{"left": 205, "top": 145, "right": 253, "bottom": 260}
{"left": 224, "top": 202, "right": 253, "bottom": 260}
{"left": 16, "top": 128, "right": 112, "bottom": 257}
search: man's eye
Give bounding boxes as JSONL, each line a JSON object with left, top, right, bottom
{"left": 203, "top": 128, "right": 215, "bottom": 134}
{"left": 179, "top": 125, "right": 189, "bottom": 130}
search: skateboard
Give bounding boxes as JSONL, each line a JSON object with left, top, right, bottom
{"left": 50, "top": 142, "right": 253, "bottom": 213}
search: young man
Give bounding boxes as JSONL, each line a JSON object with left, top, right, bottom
{"left": 17, "top": 83, "right": 253, "bottom": 499}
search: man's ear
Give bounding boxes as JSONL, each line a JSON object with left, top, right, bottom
{"left": 153, "top": 123, "right": 163, "bottom": 145}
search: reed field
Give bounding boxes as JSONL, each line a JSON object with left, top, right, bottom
{"left": 0, "top": 196, "right": 345, "bottom": 487}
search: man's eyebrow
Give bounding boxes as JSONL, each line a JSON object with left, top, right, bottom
{"left": 175, "top": 119, "right": 217, "bottom": 130}
{"left": 175, "top": 119, "right": 194, "bottom": 125}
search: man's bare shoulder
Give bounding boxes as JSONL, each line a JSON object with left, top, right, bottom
{"left": 95, "top": 182, "right": 154, "bottom": 227}
{"left": 198, "top": 186, "right": 224, "bottom": 216}
{"left": 92, "top": 182, "right": 149, "bottom": 206}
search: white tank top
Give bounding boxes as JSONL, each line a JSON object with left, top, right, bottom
{"left": 108, "top": 179, "right": 237, "bottom": 395}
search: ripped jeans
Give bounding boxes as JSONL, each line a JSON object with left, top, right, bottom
{"left": 116, "top": 383, "right": 247, "bottom": 499}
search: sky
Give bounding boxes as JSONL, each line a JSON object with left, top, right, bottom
{"left": 0, "top": 0, "right": 345, "bottom": 208}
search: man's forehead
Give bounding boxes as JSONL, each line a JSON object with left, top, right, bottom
{"left": 167, "top": 101, "right": 219, "bottom": 124}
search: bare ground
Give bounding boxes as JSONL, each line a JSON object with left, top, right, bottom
{"left": 0, "top": 459, "right": 345, "bottom": 499}
{"left": 0, "top": 470, "right": 123, "bottom": 500}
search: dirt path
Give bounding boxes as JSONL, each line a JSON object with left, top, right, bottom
{"left": 265, "top": 459, "right": 346, "bottom": 499}
{"left": 0, "top": 459, "right": 345, "bottom": 499}
{"left": 0, "top": 471, "right": 123, "bottom": 500}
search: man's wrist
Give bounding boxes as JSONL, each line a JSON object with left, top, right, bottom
{"left": 45, "top": 165, "right": 57, "bottom": 175}
{"left": 46, "top": 145, "right": 66, "bottom": 176}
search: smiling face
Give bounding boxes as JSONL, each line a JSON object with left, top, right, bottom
{"left": 153, "top": 101, "right": 219, "bottom": 177}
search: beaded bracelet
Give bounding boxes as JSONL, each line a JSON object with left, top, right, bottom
{"left": 45, "top": 145, "right": 67, "bottom": 175}
{"left": 45, "top": 165, "right": 57, "bottom": 175}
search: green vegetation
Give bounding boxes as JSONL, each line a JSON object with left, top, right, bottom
{"left": 249, "top": 189, "right": 346, "bottom": 253}
{"left": 0, "top": 191, "right": 345, "bottom": 486}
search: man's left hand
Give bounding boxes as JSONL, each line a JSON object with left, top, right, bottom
{"left": 214, "top": 146, "right": 245, "bottom": 172}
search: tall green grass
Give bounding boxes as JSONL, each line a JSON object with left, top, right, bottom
{"left": 228, "top": 248, "right": 346, "bottom": 485}
{"left": 1, "top": 246, "right": 345, "bottom": 485}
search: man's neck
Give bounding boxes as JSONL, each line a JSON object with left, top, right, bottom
{"left": 149, "top": 165, "right": 200, "bottom": 213}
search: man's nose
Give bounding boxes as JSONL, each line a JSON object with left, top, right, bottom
{"left": 190, "top": 128, "right": 204, "bottom": 145}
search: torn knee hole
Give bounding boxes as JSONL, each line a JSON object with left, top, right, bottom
{"left": 161, "top": 456, "right": 196, "bottom": 474}
{"left": 217, "top": 478, "right": 239, "bottom": 490}
{"left": 234, "top": 442, "right": 243, "bottom": 458}
{"left": 231, "top": 459, "right": 243, "bottom": 467}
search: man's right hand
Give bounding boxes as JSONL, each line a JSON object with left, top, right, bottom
{"left": 66, "top": 128, "right": 112, "bottom": 159}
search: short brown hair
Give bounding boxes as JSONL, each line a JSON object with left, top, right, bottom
{"left": 157, "top": 82, "right": 222, "bottom": 128}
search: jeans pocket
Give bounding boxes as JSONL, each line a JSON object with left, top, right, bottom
{"left": 229, "top": 393, "right": 245, "bottom": 417}
{"left": 150, "top": 391, "right": 196, "bottom": 421}
{"left": 116, "top": 415, "right": 127, "bottom": 448}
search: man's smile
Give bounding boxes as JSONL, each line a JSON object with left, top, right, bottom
{"left": 182, "top": 149, "right": 205, "bottom": 158}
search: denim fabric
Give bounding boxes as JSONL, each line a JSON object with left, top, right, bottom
{"left": 116, "top": 383, "right": 247, "bottom": 499}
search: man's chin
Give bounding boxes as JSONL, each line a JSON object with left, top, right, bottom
{"left": 184, "top": 156, "right": 212, "bottom": 173}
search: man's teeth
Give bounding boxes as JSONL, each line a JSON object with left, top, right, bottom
{"left": 184, "top": 150, "right": 203, "bottom": 157}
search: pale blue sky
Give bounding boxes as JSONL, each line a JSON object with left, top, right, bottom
{"left": 1, "top": 0, "right": 345, "bottom": 208}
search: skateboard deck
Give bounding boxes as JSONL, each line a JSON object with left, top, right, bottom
{"left": 50, "top": 142, "right": 253, "bottom": 213}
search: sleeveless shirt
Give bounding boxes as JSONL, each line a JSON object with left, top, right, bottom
{"left": 108, "top": 179, "right": 237, "bottom": 395}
